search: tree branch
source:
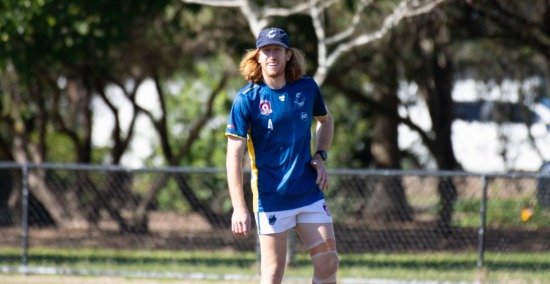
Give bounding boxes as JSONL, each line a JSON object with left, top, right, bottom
{"left": 180, "top": 0, "right": 447, "bottom": 85}
{"left": 315, "top": 0, "right": 447, "bottom": 84}
{"left": 332, "top": 77, "right": 434, "bottom": 150}
{"left": 173, "top": 72, "right": 228, "bottom": 163}
{"left": 180, "top": 0, "right": 245, "bottom": 7}
{"left": 324, "top": 0, "right": 374, "bottom": 45}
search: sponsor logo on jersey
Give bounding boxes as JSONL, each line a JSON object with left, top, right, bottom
{"left": 259, "top": 100, "right": 273, "bottom": 115}
{"left": 300, "top": 112, "right": 308, "bottom": 121}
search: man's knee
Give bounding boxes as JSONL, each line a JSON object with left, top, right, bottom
{"left": 260, "top": 259, "right": 286, "bottom": 282}
{"left": 309, "top": 239, "right": 339, "bottom": 283}
{"left": 312, "top": 270, "right": 337, "bottom": 284}
{"left": 312, "top": 251, "right": 339, "bottom": 276}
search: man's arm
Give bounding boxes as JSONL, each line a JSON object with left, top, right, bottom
{"left": 226, "top": 136, "right": 251, "bottom": 237}
{"left": 311, "top": 106, "right": 334, "bottom": 191}
{"left": 315, "top": 106, "right": 334, "bottom": 153}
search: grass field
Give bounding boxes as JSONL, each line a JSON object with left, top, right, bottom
{"left": 1, "top": 197, "right": 549, "bottom": 283}
{"left": 0, "top": 274, "right": 269, "bottom": 284}
{"left": 1, "top": 248, "right": 550, "bottom": 283}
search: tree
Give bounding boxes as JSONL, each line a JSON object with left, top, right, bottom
{"left": 398, "top": 7, "right": 459, "bottom": 236}
{"left": 456, "top": 0, "right": 550, "bottom": 165}
{"left": 0, "top": 0, "right": 239, "bottom": 231}
{"left": 1, "top": 0, "right": 164, "bottom": 229}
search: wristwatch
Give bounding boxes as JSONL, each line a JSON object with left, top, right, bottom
{"left": 315, "top": 150, "right": 328, "bottom": 161}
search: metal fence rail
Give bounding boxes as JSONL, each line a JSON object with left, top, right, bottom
{"left": 0, "top": 162, "right": 549, "bottom": 280}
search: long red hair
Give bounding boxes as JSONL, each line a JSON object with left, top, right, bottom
{"left": 239, "top": 48, "right": 307, "bottom": 84}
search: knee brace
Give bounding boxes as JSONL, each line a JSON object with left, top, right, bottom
{"left": 308, "top": 238, "right": 337, "bottom": 258}
{"left": 309, "top": 238, "right": 339, "bottom": 284}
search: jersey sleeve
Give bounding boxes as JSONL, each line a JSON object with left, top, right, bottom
{"left": 312, "top": 81, "right": 328, "bottom": 117}
{"left": 225, "top": 92, "right": 250, "bottom": 139}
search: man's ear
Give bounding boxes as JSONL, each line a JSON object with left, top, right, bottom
{"left": 286, "top": 49, "right": 293, "bottom": 61}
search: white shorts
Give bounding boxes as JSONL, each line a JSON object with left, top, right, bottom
{"left": 255, "top": 199, "right": 333, "bottom": 235}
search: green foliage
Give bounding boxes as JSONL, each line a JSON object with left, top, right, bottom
{"left": 147, "top": 54, "right": 240, "bottom": 169}
{"left": 0, "top": 0, "right": 171, "bottom": 80}
{"left": 454, "top": 39, "right": 547, "bottom": 84}
{"left": 154, "top": 178, "right": 191, "bottom": 213}
{"left": 325, "top": 91, "right": 373, "bottom": 168}
{"left": 42, "top": 132, "right": 77, "bottom": 162}
{"left": 0, "top": 0, "right": 181, "bottom": 166}
{"left": 453, "top": 198, "right": 550, "bottom": 228}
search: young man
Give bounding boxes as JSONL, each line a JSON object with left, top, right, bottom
{"left": 225, "top": 27, "right": 338, "bottom": 284}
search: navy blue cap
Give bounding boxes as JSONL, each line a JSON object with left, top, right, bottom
{"left": 256, "top": 27, "right": 290, "bottom": 49}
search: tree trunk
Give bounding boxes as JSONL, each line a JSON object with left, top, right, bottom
{"left": 0, "top": 169, "right": 15, "bottom": 226}
{"left": 368, "top": 47, "right": 413, "bottom": 222}
{"left": 413, "top": 19, "right": 460, "bottom": 237}
{"left": 173, "top": 173, "right": 229, "bottom": 229}
{"left": 13, "top": 135, "right": 89, "bottom": 229}
{"left": 28, "top": 169, "right": 89, "bottom": 229}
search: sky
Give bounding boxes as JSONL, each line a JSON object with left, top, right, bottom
{"left": 92, "top": 78, "right": 550, "bottom": 173}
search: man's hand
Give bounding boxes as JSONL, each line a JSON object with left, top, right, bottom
{"left": 311, "top": 158, "right": 329, "bottom": 191}
{"left": 231, "top": 208, "right": 251, "bottom": 238}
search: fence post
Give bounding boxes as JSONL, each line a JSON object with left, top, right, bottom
{"left": 21, "top": 163, "right": 30, "bottom": 272}
{"left": 477, "top": 175, "right": 488, "bottom": 267}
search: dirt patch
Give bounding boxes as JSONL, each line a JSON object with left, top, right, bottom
{"left": 1, "top": 212, "right": 549, "bottom": 253}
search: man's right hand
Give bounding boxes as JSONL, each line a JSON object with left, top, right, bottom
{"left": 231, "top": 208, "right": 251, "bottom": 237}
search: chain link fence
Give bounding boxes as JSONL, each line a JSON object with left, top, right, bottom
{"left": 0, "top": 162, "right": 549, "bottom": 281}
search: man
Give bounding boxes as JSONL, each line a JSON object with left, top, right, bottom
{"left": 225, "top": 27, "right": 338, "bottom": 284}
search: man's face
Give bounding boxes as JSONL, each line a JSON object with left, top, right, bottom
{"left": 257, "top": 45, "right": 291, "bottom": 79}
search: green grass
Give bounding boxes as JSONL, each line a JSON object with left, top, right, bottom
{"left": 1, "top": 248, "right": 257, "bottom": 275}
{"left": 1, "top": 248, "right": 550, "bottom": 283}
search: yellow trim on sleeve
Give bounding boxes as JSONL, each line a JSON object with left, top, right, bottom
{"left": 225, "top": 133, "right": 247, "bottom": 140}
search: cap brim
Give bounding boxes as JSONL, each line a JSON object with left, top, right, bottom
{"left": 257, "top": 41, "right": 289, "bottom": 49}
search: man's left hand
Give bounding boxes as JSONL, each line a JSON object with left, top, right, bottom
{"left": 311, "top": 158, "right": 329, "bottom": 190}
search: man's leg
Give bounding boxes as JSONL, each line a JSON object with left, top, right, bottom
{"left": 258, "top": 231, "right": 288, "bottom": 284}
{"left": 296, "top": 223, "right": 339, "bottom": 284}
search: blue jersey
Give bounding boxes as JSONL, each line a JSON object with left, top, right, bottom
{"left": 226, "top": 77, "right": 328, "bottom": 212}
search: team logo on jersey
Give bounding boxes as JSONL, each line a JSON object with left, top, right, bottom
{"left": 268, "top": 214, "right": 277, "bottom": 225}
{"left": 259, "top": 100, "right": 273, "bottom": 115}
{"left": 294, "top": 92, "right": 305, "bottom": 108}
{"left": 323, "top": 202, "right": 331, "bottom": 217}
{"left": 300, "top": 112, "right": 308, "bottom": 121}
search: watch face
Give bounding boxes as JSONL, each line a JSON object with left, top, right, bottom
{"left": 318, "top": 150, "right": 327, "bottom": 161}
